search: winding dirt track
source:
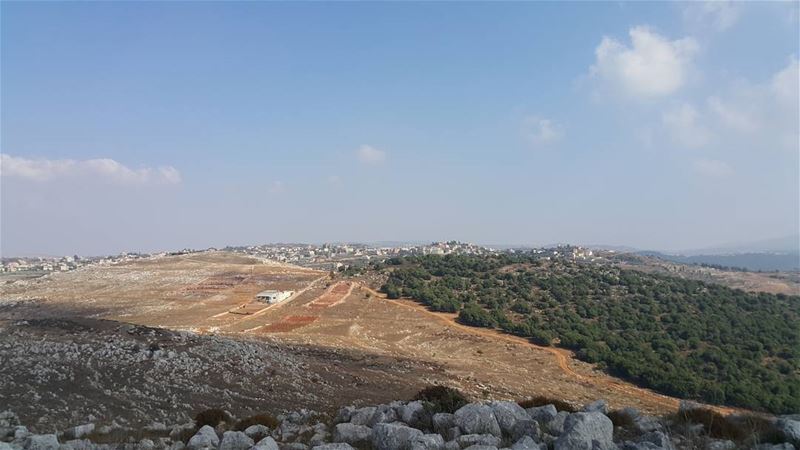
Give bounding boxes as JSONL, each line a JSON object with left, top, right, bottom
{"left": 359, "top": 283, "right": 739, "bottom": 415}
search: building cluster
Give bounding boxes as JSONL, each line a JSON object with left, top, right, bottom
{"left": 0, "top": 251, "right": 189, "bottom": 275}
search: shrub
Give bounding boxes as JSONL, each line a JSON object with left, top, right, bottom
{"left": 517, "top": 395, "right": 577, "bottom": 412}
{"left": 234, "top": 413, "right": 280, "bottom": 431}
{"left": 606, "top": 409, "right": 636, "bottom": 428}
{"left": 676, "top": 406, "right": 778, "bottom": 443}
{"left": 414, "top": 385, "right": 470, "bottom": 414}
{"left": 195, "top": 408, "right": 231, "bottom": 428}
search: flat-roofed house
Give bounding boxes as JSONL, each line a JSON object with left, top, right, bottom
{"left": 255, "top": 290, "right": 294, "bottom": 304}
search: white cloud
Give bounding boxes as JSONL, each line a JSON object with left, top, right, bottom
{"left": 0, "top": 154, "right": 181, "bottom": 185}
{"left": 327, "top": 175, "right": 341, "bottom": 185}
{"left": 771, "top": 56, "right": 799, "bottom": 107}
{"left": 706, "top": 96, "right": 760, "bottom": 133}
{"left": 692, "top": 159, "right": 734, "bottom": 178}
{"left": 662, "top": 103, "right": 713, "bottom": 148}
{"left": 683, "top": 1, "right": 742, "bottom": 32}
{"left": 591, "top": 26, "right": 698, "bottom": 98}
{"left": 356, "top": 145, "right": 387, "bottom": 164}
{"left": 522, "top": 116, "right": 564, "bottom": 148}
{"left": 268, "top": 181, "right": 285, "bottom": 194}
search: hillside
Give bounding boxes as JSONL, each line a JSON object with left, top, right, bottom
{"left": 377, "top": 254, "right": 800, "bottom": 414}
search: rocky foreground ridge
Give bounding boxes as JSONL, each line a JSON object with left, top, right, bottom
{"left": 2, "top": 396, "right": 799, "bottom": 450}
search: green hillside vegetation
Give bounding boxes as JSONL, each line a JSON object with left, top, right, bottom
{"left": 376, "top": 254, "right": 800, "bottom": 414}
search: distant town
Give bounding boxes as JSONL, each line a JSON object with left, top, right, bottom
{"left": 0, "top": 241, "right": 603, "bottom": 276}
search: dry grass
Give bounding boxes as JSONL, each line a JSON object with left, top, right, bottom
{"left": 675, "top": 405, "right": 779, "bottom": 444}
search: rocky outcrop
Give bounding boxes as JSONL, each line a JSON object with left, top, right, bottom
{"left": 2, "top": 398, "right": 797, "bottom": 450}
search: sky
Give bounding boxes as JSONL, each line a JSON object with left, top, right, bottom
{"left": 1, "top": 1, "right": 799, "bottom": 256}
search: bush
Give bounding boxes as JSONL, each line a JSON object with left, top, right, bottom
{"left": 234, "top": 413, "right": 280, "bottom": 431}
{"left": 517, "top": 396, "right": 577, "bottom": 412}
{"left": 676, "top": 406, "right": 778, "bottom": 443}
{"left": 413, "top": 385, "right": 470, "bottom": 414}
{"left": 195, "top": 408, "right": 231, "bottom": 428}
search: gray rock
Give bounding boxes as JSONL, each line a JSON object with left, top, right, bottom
{"left": 169, "top": 442, "right": 186, "bottom": 450}
{"left": 509, "top": 420, "right": 540, "bottom": 442}
{"left": 777, "top": 418, "right": 800, "bottom": 447}
{"left": 553, "top": 412, "right": 614, "bottom": 450}
{"left": 754, "top": 445, "right": 795, "bottom": 450}
{"left": 461, "top": 446, "right": 497, "bottom": 450}
{"left": 138, "top": 439, "right": 155, "bottom": 450}
{"left": 64, "top": 425, "right": 95, "bottom": 441}
{"left": 308, "top": 433, "right": 328, "bottom": 448}
{"left": 335, "top": 407, "right": 357, "bottom": 425}
{"left": 510, "top": 437, "right": 542, "bottom": 450}
{"left": 333, "top": 424, "right": 372, "bottom": 446}
{"left": 640, "top": 432, "right": 672, "bottom": 450}
{"left": 311, "top": 445, "right": 355, "bottom": 450}
{"left": 245, "top": 426, "right": 271, "bottom": 442}
{"left": 372, "top": 423, "right": 424, "bottom": 450}
{"left": 253, "top": 437, "right": 280, "bottom": 450}
{"left": 526, "top": 406, "right": 557, "bottom": 426}
{"left": 454, "top": 405, "right": 502, "bottom": 438}
{"left": 400, "top": 402, "right": 428, "bottom": 429}
{"left": 546, "top": 413, "right": 569, "bottom": 436}
{"left": 25, "top": 435, "right": 60, "bottom": 450}
{"left": 410, "top": 434, "right": 445, "bottom": 450}
{"left": 444, "top": 442, "right": 460, "bottom": 450}
{"left": 281, "top": 444, "right": 309, "bottom": 450}
{"left": 219, "top": 432, "right": 254, "bottom": 450}
{"left": 351, "top": 408, "right": 378, "bottom": 427}
{"left": 581, "top": 401, "right": 608, "bottom": 415}
{"left": 433, "top": 414, "right": 456, "bottom": 436}
{"left": 370, "top": 405, "right": 400, "bottom": 427}
{"left": 488, "top": 402, "right": 528, "bottom": 436}
{"left": 63, "top": 440, "right": 94, "bottom": 450}
{"left": 446, "top": 428, "right": 462, "bottom": 443}
{"left": 704, "top": 439, "right": 735, "bottom": 450}
{"left": 457, "top": 435, "right": 502, "bottom": 449}
{"left": 187, "top": 426, "right": 219, "bottom": 450}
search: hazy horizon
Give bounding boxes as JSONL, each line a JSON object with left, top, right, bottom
{"left": 2, "top": 2, "right": 798, "bottom": 256}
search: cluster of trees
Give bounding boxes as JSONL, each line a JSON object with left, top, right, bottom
{"left": 379, "top": 254, "right": 800, "bottom": 414}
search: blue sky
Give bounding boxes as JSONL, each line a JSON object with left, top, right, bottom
{"left": 1, "top": 1, "right": 798, "bottom": 256}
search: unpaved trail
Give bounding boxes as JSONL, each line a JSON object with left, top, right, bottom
{"left": 358, "top": 283, "right": 740, "bottom": 415}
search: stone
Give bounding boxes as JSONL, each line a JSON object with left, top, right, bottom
{"left": 335, "top": 407, "right": 356, "bottom": 425}
{"left": 640, "top": 431, "right": 673, "bottom": 450}
{"left": 351, "top": 408, "right": 378, "bottom": 427}
{"left": 488, "top": 402, "right": 528, "bottom": 436}
{"left": 704, "top": 439, "right": 735, "bottom": 450}
{"left": 25, "top": 435, "right": 60, "bottom": 450}
{"left": 525, "top": 406, "right": 557, "bottom": 426}
{"left": 65, "top": 425, "right": 95, "bottom": 441}
{"left": 410, "top": 434, "right": 445, "bottom": 450}
{"left": 509, "top": 420, "right": 540, "bottom": 442}
{"left": 553, "top": 412, "right": 614, "bottom": 450}
{"left": 399, "top": 402, "right": 428, "bottom": 429}
{"left": 370, "top": 405, "right": 400, "bottom": 427}
{"left": 281, "top": 444, "right": 309, "bottom": 450}
{"left": 546, "top": 413, "right": 569, "bottom": 436}
{"left": 444, "top": 442, "right": 460, "bottom": 450}
{"left": 461, "top": 446, "right": 498, "bottom": 450}
{"left": 454, "top": 405, "right": 502, "bottom": 438}
{"left": 372, "top": 423, "right": 424, "bottom": 450}
{"left": 510, "top": 437, "right": 542, "bottom": 450}
{"left": 311, "top": 445, "right": 355, "bottom": 450}
{"left": 253, "top": 437, "right": 280, "bottom": 450}
{"left": 754, "top": 445, "right": 795, "bottom": 450}
{"left": 433, "top": 414, "right": 456, "bottom": 436}
{"left": 777, "top": 418, "right": 800, "bottom": 447}
{"left": 187, "top": 426, "right": 219, "bottom": 450}
{"left": 219, "top": 431, "right": 254, "bottom": 450}
{"left": 245, "top": 425, "right": 271, "bottom": 442}
{"left": 446, "top": 428, "right": 462, "bottom": 442}
{"left": 456, "top": 435, "right": 502, "bottom": 449}
{"left": 332, "top": 424, "right": 372, "bottom": 447}
{"left": 581, "top": 401, "right": 608, "bottom": 415}
{"left": 138, "top": 440, "right": 155, "bottom": 450}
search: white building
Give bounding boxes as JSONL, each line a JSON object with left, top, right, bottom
{"left": 255, "top": 290, "right": 294, "bottom": 304}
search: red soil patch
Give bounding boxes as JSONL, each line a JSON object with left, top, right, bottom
{"left": 261, "top": 315, "right": 318, "bottom": 332}
{"left": 307, "top": 282, "right": 352, "bottom": 309}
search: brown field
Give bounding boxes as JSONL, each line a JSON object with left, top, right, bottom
{"left": 0, "top": 251, "right": 742, "bottom": 423}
